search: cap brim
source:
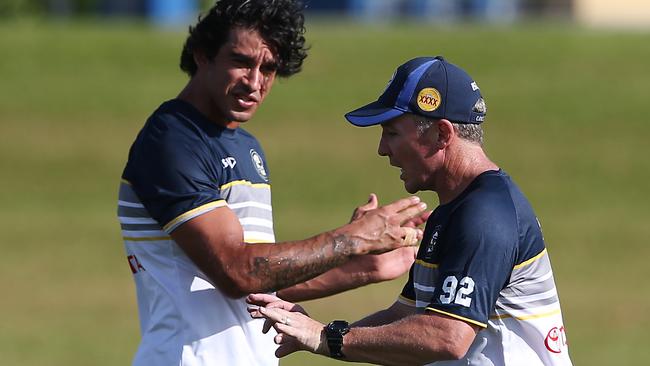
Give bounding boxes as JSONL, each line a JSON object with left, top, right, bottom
{"left": 344, "top": 101, "right": 405, "bottom": 127}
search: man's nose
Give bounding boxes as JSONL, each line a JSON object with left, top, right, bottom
{"left": 242, "top": 67, "right": 262, "bottom": 92}
{"left": 377, "top": 138, "right": 388, "bottom": 156}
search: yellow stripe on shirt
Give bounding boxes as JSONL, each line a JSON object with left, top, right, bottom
{"left": 220, "top": 180, "right": 270, "bottom": 190}
{"left": 490, "top": 308, "right": 561, "bottom": 321}
{"left": 513, "top": 248, "right": 547, "bottom": 269}
{"left": 244, "top": 239, "right": 274, "bottom": 244}
{"left": 163, "top": 200, "right": 227, "bottom": 232}
{"left": 426, "top": 307, "right": 488, "bottom": 328}
{"left": 415, "top": 259, "right": 439, "bottom": 269}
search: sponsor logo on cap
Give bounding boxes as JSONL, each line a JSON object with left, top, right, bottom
{"left": 473, "top": 98, "right": 487, "bottom": 114}
{"left": 471, "top": 81, "right": 479, "bottom": 91}
{"left": 416, "top": 88, "right": 441, "bottom": 112}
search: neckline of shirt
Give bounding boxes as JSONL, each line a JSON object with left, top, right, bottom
{"left": 166, "top": 98, "right": 240, "bottom": 139}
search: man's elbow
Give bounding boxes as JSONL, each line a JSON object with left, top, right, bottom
{"left": 418, "top": 344, "right": 470, "bottom": 364}
{"left": 443, "top": 342, "right": 472, "bottom": 361}
{"left": 213, "top": 272, "right": 265, "bottom": 299}
{"left": 421, "top": 334, "right": 474, "bottom": 363}
{"left": 219, "top": 282, "right": 250, "bottom": 298}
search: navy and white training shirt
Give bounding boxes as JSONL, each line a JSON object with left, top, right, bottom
{"left": 117, "top": 99, "right": 278, "bottom": 366}
{"left": 398, "top": 170, "right": 572, "bottom": 366}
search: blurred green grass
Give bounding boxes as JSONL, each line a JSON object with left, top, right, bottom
{"left": 1, "top": 19, "right": 649, "bottom": 365}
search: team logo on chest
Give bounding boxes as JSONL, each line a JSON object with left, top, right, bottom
{"left": 249, "top": 149, "right": 268, "bottom": 181}
{"left": 424, "top": 225, "right": 442, "bottom": 259}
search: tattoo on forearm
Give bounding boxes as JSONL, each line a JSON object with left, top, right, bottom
{"left": 250, "top": 234, "right": 358, "bottom": 292}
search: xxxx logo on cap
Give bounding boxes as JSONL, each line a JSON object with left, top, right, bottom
{"left": 417, "top": 88, "right": 441, "bottom": 112}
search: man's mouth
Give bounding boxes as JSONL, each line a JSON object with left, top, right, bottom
{"left": 391, "top": 162, "right": 405, "bottom": 180}
{"left": 234, "top": 93, "right": 260, "bottom": 109}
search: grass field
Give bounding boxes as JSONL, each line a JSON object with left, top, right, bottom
{"left": 1, "top": 18, "right": 649, "bottom": 365}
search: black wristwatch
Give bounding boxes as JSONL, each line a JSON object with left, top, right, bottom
{"left": 325, "top": 320, "right": 350, "bottom": 359}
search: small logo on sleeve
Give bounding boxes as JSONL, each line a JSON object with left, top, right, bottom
{"left": 544, "top": 326, "right": 568, "bottom": 353}
{"left": 423, "top": 225, "right": 442, "bottom": 259}
{"left": 127, "top": 254, "right": 145, "bottom": 274}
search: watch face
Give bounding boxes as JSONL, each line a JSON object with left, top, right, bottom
{"left": 328, "top": 320, "right": 350, "bottom": 334}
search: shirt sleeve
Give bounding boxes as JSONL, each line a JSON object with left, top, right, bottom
{"left": 398, "top": 266, "right": 417, "bottom": 306}
{"left": 425, "top": 203, "right": 518, "bottom": 328}
{"left": 123, "top": 114, "right": 226, "bottom": 233}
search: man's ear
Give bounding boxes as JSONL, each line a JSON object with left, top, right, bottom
{"left": 436, "top": 119, "right": 454, "bottom": 149}
{"left": 193, "top": 50, "right": 208, "bottom": 68}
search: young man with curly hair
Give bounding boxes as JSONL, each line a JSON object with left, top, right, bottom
{"left": 117, "top": 1, "right": 428, "bottom": 365}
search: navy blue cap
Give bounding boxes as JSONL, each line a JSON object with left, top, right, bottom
{"left": 345, "top": 56, "right": 486, "bottom": 126}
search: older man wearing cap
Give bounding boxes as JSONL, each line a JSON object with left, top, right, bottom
{"left": 248, "top": 56, "right": 573, "bottom": 366}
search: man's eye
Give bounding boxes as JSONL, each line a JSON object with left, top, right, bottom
{"left": 233, "top": 59, "right": 249, "bottom": 67}
{"left": 261, "top": 64, "right": 278, "bottom": 74}
{"left": 231, "top": 55, "right": 251, "bottom": 66}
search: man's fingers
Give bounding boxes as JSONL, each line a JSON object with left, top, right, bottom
{"left": 266, "top": 301, "right": 294, "bottom": 311}
{"left": 401, "top": 227, "right": 422, "bottom": 246}
{"left": 246, "top": 293, "right": 281, "bottom": 307}
{"left": 276, "top": 343, "right": 298, "bottom": 358}
{"left": 403, "top": 210, "right": 432, "bottom": 228}
{"left": 351, "top": 193, "right": 379, "bottom": 222}
{"left": 259, "top": 306, "right": 289, "bottom": 325}
{"left": 414, "top": 210, "right": 432, "bottom": 226}
{"left": 382, "top": 196, "right": 422, "bottom": 213}
{"left": 263, "top": 318, "right": 274, "bottom": 334}
{"left": 395, "top": 201, "right": 428, "bottom": 225}
{"left": 248, "top": 294, "right": 303, "bottom": 314}
{"left": 248, "top": 306, "right": 277, "bottom": 333}
{"left": 366, "top": 193, "right": 378, "bottom": 208}
{"left": 248, "top": 306, "right": 262, "bottom": 317}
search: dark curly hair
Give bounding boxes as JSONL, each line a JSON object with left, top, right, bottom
{"left": 180, "top": 0, "right": 308, "bottom": 78}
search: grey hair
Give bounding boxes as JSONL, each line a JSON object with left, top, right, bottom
{"left": 413, "top": 116, "right": 483, "bottom": 145}
{"left": 452, "top": 122, "right": 483, "bottom": 145}
{"left": 415, "top": 118, "right": 435, "bottom": 136}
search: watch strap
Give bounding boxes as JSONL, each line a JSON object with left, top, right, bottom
{"left": 325, "top": 320, "right": 350, "bottom": 359}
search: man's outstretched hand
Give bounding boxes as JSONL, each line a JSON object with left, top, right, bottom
{"left": 247, "top": 294, "right": 326, "bottom": 358}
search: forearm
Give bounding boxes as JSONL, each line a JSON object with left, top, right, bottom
{"left": 340, "top": 315, "right": 474, "bottom": 365}
{"left": 172, "top": 197, "right": 425, "bottom": 298}
{"left": 342, "top": 325, "right": 435, "bottom": 366}
{"left": 233, "top": 231, "right": 359, "bottom": 295}
{"left": 351, "top": 302, "right": 411, "bottom": 327}
{"left": 234, "top": 215, "right": 413, "bottom": 296}
{"left": 249, "top": 302, "right": 474, "bottom": 363}
{"left": 278, "top": 247, "right": 417, "bottom": 302}
{"left": 277, "top": 260, "right": 372, "bottom": 302}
